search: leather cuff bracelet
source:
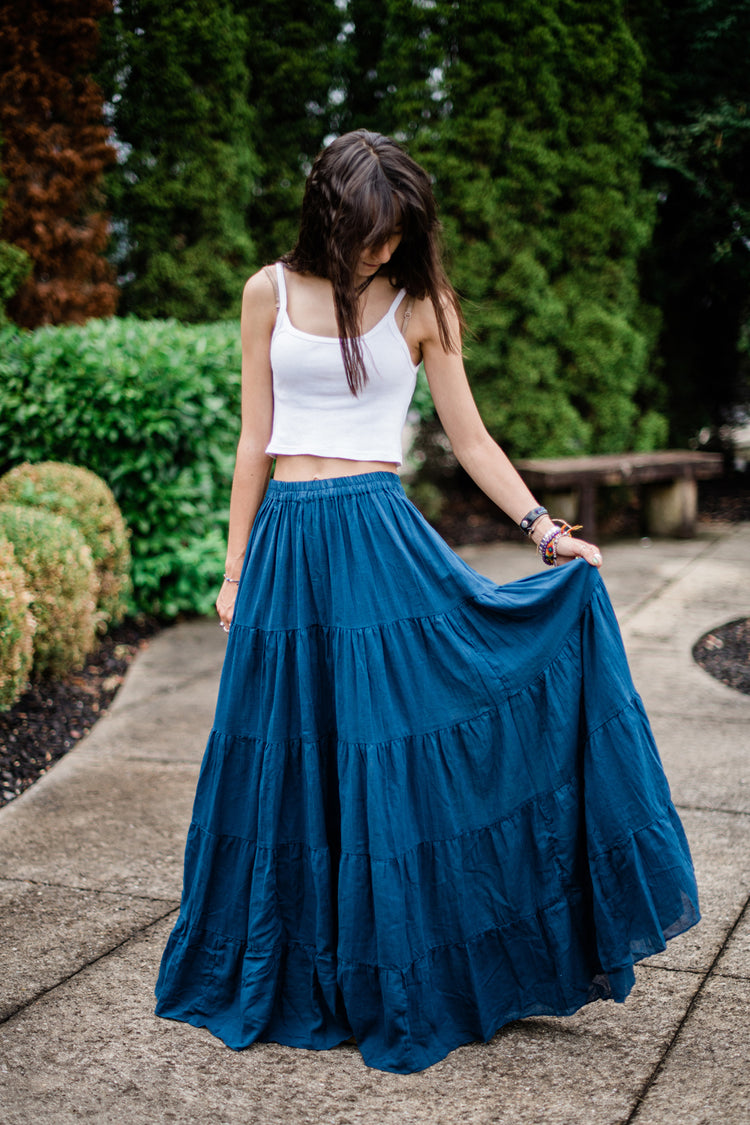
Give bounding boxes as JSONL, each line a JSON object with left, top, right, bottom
{"left": 519, "top": 506, "right": 548, "bottom": 535}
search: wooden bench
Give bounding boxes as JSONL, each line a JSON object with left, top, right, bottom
{"left": 515, "top": 450, "right": 724, "bottom": 539}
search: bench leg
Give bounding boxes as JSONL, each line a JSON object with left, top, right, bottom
{"left": 577, "top": 484, "right": 597, "bottom": 541}
{"left": 540, "top": 487, "right": 597, "bottom": 540}
{"left": 540, "top": 489, "right": 578, "bottom": 527}
{"left": 644, "top": 478, "right": 698, "bottom": 537}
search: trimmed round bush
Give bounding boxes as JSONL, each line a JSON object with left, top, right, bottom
{"left": 0, "top": 504, "right": 97, "bottom": 679}
{"left": 0, "top": 462, "right": 132, "bottom": 628}
{"left": 0, "top": 537, "right": 35, "bottom": 711}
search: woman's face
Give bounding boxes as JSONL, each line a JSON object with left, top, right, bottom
{"left": 355, "top": 227, "right": 403, "bottom": 284}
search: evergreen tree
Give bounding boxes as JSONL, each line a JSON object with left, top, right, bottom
{"left": 0, "top": 0, "right": 118, "bottom": 327}
{"left": 234, "top": 0, "right": 342, "bottom": 262}
{"left": 337, "top": 0, "right": 446, "bottom": 137}
{"left": 345, "top": 0, "right": 664, "bottom": 458}
{"left": 0, "top": 159, "right": 31, "bottom": 325}
{"left": 630, "top": 0, "right": 750, "bottom": 438}
{"left": 99, "top": 0, "right": 258, "bottom": 321}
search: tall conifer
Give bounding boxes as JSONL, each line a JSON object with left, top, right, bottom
{"left": 235, "top": 0, "right": 342, "bottom": 262}
{"left": 99, "top": 0, "right": 258, "bottom": 320}
{"left": 0, "top": 0, "right": 118, "bottom": 327}
{"left": 631, "top": 0, "right": 750, "bottom": 437}
{"left": 351, "top": 0, "right": 663, "bottom": 458}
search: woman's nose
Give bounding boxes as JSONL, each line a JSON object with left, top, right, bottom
{"left": 373, "top": 241, "right": 393, "bottom": 263}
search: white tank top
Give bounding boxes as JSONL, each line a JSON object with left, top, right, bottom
{"left": 265, "top": 262, "right": 419, "bottom": 465}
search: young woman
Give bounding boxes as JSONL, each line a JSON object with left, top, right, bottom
{"left": 155, "top": 130, "right": 699, "bottom": 1074}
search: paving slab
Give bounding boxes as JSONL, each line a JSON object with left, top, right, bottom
{"left": 0, "top": 758, "right": 199, "bottom": 898}
{"left": 0, "top": 916, "right": 703, "bottom": 1125}
{"left": 621, "top": 528, "right": 750, "bottom": 648}
{"left": 0, "top": 521, "right": 748, "bottom": 1124}
{"left": 0, "top": 879, "right": 175, "bottom": 1021}
{"left": 457, "top": 533, "right": 719, "bottom": 622}
{"left": 105, "top": 619, "right": 226, "bottom": 713}
{"left": 713, "top": 902, "right": 750, "bottom": 979}
{"left": 72, "top": 685, "right": 219, "bottom": 765}
{"left": 643, "top": 809, "right": 750, "bottom": 974}
{"left": 630, "top": 976, "right": 750, "bottom": 1125}
{"left": 646, "top": 713, "right": 750, "bottom": 814}
{"left": 627, "top": 651, "right": 750, "bottom": 714}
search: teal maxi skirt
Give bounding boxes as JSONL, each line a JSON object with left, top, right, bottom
{"left": 155, "top": 472, "right": 699, "bottom": 1074}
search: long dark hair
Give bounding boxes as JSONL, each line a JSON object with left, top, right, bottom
{"left": 283, "top": 130, "right": 464, "bottom": 393}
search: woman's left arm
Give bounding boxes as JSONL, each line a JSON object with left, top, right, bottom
{"left": 417, "top": 299, "right": 602, "bottom": 567}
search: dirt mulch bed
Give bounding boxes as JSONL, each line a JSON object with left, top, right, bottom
{"left": 693, "top": 618, "right": 750, "bottom": 697}
{"left": 0, "top": 616, "right": 161, "bottom": 809}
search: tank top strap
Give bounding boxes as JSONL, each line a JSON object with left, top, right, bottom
{"left": 275, "top": 261, "right": 288, "bottom": 314}
{"left": 388, "top": 288, "right": 407, "bottom": 319}
{"left": 387, "top": 289, "right": 415, "bottom": 338}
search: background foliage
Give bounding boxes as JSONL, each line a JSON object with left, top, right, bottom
{"left": 97, "top": 0, "right": 259, "bottom": 322}
{"left": 0, "top": 0, "right": 118, "bottom": 327}
{"left": 235, "top": 0, "right": 342, "bottom": 264}
{"left": 343, "top": 0, "right": 667, "bottom": 457}
{"left": 0, "top": 462, "right": 132, "bottom": 628}
{"left": 0, "top": 0, "right": 748, "bottom": 624}
{"left": 0, "top": 319, "right": 241, "bottom": 617}
{"left": 0, "top": 504, "right": 98, "bottom": 678}
{"left": 631, "top": 0, "right": 750, "bottom": 440}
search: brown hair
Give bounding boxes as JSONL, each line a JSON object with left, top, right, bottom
{"left": 283, "top": 130, "right": 464, "bottom": 393}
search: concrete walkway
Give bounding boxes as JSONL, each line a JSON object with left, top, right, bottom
{"left": 1, "top": 524, "right": 749, "bottom": 1125}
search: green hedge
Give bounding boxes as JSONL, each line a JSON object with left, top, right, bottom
{"left": 0, "top": 318, "right": 242, "bottom": 618}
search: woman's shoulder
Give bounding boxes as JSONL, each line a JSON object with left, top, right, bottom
{"left": 243, "top": 265, "right": 282, "bottom": 308}
{"left": 241, "top": 265, "right": 281, "bottom": 332}
{"left": 409, "top": 286, "right": 461, "bottom": 343}
{"left": 243, "top": 264, "right": 280, "bottom": 300}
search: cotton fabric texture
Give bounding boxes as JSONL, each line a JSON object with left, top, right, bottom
{"left": 155, "top": 472, "right": 699, "bottom": 1074}
{"left": 265, "top": 263, "right": 418, "bottom": 464}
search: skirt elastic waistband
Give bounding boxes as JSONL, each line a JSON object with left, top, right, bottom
{"left": 266, "top": 471, "right": 404, "bottom": 500}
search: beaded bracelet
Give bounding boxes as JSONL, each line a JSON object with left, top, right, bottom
{"left": 538, "top": 521, "right": 583, "bottom": 567}
{"left": 538, "top": 526, "right": 562, "bottom": 566}
{"left": 223, "top": 573, "right": 240, "bottom": 584}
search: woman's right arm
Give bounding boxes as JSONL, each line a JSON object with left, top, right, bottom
{"left": 216, "top": 269, "right": 277, "bottom": 629}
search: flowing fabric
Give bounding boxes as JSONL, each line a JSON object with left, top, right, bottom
{"left": 155, "top": 472, "right": 699, "bottom": 1074}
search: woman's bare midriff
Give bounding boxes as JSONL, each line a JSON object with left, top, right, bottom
{"left": 272, "top": 454, "right": 399, "bottom": 482}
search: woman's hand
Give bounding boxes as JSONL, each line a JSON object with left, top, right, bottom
{"left": 554, "top": 534, "right": 603, "bottom": 568}
{"left": 216, "top": 579, "right": 238, "bottom": 633}
{"left": 530, "top": 517, "right": 603, "bottom": 568}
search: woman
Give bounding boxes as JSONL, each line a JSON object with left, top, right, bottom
{"left": 155, "top": 130, "right": 699, "bottom": 1074}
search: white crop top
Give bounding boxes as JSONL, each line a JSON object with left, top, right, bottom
{"left": 265, "top": 262, "right": 419, "bottom": 465}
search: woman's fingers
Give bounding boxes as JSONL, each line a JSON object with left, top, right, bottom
{"left": 556, "top": 537, "right": 603, "bottom": 568}
{"left": 216, "top": 585, "right": 237, "bottom": 632}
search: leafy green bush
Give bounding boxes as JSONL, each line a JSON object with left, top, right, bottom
{"left": 0, "top": 462, "right": 132, "bottom": 628}
{"left": 0, "top": 537, "right": 35, "bottom": 711}
{"left": 0, "top": 505, "right": 97, "bottom": 679}
{"left": 0, "top": 317, "right": 242, "bottom": 617}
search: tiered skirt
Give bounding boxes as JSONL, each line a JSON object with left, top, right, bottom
{"left": 155, "top": 471, "right": 699, "bottom": 1074}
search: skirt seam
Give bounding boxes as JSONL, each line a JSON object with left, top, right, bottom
{"left": 211, "top": 618, "right": 596, "bottom": 751}
{"left": 189, "top": 773, "right": 577, "bottom": 861}
{"left": 228, "top": 594, "right": 492, "bottom": 636}
{"left": 174, "top": 893, "right": 588, "bottom": 975}
{"left": 587, "top": 799, "right": 676, "bottom": 863}
{"left": 582, "top": 691, "right": 642, "bottom": 744}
